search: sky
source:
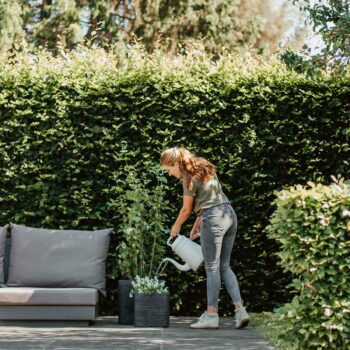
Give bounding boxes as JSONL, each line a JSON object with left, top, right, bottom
{"left": 277, "top": 0, "right": 325, "bottom": 54}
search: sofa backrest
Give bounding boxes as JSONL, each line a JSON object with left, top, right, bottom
{"left": 3, "top": 238, "right": 10, "bottom": 284}
{"left": 5, "top": 223, "right": 112, "bottom": 296}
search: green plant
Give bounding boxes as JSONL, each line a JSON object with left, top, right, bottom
{"left": 130, "top": 275, "right": 168, "bottom": 296}
{"left": 267, "top": 179, "right": 350, "bottom": 350}
{"left": 251, "top": 312, "right": 293, "bottom": 350}
{"left": 115, "top": 164, "right": 170, "bottom": 280}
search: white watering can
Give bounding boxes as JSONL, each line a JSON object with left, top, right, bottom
{"left": 160, "top": 234, "right": 204, "bottom": 272}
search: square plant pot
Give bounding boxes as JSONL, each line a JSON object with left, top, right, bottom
{"left": 118, "top": 279, "right": 134, "bottom": 325}
{"left": 134, "top": 293, "right": 169, "bottom": 327}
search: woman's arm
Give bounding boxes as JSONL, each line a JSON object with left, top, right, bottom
{"left": 170, "top": 196, "right": 194, "bottom": 237}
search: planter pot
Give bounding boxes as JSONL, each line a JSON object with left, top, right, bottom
{"left": 134, "top": 293, "right": 169, "bottom": 327}
{"left": 118, "top": 279, "right": 134, "bottom": 325}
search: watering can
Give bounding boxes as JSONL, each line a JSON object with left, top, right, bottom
{"left": 161, "top": 234, "right": 204, "bottom": 272}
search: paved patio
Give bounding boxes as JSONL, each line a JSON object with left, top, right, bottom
{"left": 0, "top": 317, "right": 274, "bottom": 350}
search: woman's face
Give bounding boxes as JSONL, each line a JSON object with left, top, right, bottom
{"left": 163, "top": 162, "right": 182, "bottom": 179}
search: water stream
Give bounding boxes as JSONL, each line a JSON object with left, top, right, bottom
{"left": 155, "top": 259, "right": 169, "bottom": 277}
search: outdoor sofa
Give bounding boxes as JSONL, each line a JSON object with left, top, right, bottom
{"left": 0, "top": 223, "right": 112, "bottom": 322}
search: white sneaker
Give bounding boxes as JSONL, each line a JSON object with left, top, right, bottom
{"left": 190, "top": 311, "right": 219, "bottom": 329}
{"left": 235, "top": 306, "right": 250, "bottom": 329}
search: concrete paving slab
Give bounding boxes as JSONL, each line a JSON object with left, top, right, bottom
{"left": 0, "top": 316, "right": 274, "bottom": 350}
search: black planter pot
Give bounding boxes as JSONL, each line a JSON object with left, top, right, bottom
{"left": 134, "top": 293, "right": 169, "bottom": 328}
{"left": 118, "top": 279, "right": 134, "bottom": 325}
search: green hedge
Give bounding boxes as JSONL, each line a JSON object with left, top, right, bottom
{"left": 0, "top": 46, "right": 349, "bottom": 316}
{"left": 268, "top": 181, "right": 350, "bottom": 350}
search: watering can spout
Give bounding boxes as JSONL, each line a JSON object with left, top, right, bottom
{"left": 162, "top": 258, "right": 192, "bottom": 272}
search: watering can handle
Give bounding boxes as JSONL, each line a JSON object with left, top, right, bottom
{"left": 167, "top": 235, "right": 179, "bottom": 247}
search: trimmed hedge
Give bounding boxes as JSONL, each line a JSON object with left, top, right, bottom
{"left": 0, "top": 46, "right": 349, "bottom": 316}
{"left": 268, "top": 180, "right": 350, "bottom": 350}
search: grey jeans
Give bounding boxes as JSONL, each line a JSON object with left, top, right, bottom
{"left": 200, "top": 203, "right": 243, "bottom": 308}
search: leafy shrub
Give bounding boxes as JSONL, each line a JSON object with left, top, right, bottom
{"left": 115, "top": 164, "right": 169, "bottom": 279}
{"left": 268, "top": 179, "right": 350, "bottom": 350}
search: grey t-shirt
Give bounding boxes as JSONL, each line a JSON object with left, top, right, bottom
{"left": 182, "top": 174, "right": 230, "bottom": 216}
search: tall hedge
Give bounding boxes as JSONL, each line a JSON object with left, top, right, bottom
{"left": 0, "top": 45, "right": 349, "bottom": 316}
{"left": 268, "top": 181, "right": 350, "bottom": 350}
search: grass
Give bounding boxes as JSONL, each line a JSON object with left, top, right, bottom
{"left": 250, "top": 312, "right": 293, "bottom": 350}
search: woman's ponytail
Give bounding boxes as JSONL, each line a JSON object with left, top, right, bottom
{"left": 178, "top": 147, "right": 215, "bottom": 190}
{"left": 160, "top": 147, "right": 216, "bottom": 190}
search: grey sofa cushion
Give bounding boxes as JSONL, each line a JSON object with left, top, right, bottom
{"left": 0, "top": 226, "right": 8, "bottom": 284}
{"left": 7, "top": 223, "right": 112, "bottom": 295}
{"left": 0, "top": 287, "right": 98, "bottom": 305}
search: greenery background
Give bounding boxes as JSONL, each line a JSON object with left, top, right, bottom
{"left": 0, "top": 46, "right": 349, "bottom": 316}
{"left": 0, "top": 0, "right": 306, "bottom": 55}
{"left": 1, "top": 1, "right": 349, "bottom": 348}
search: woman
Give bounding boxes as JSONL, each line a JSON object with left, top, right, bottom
{"left": 160, "top": 146, "right": 249, "bottom": 329}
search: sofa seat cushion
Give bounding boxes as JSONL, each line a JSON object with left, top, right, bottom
{"left": 0, "top": 287, "right": 98, "bottom": 306}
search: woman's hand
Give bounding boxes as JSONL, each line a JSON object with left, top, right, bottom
{"left": 190, "top": 216, "right": 201, "bottom": 240}
{"left": 170, "top": 224, "right": 181, "bottom": 238}
{"left": 190, "top": 225, "right": 200, "bottom": 240}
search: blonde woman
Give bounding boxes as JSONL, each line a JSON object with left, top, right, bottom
{"left": 160, "top": 146, "right": 250, "bottom": 329}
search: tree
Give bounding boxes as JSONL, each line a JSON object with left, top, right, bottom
{"left": 290, "top": 0, "right": 350, "bottom": 69}
{"left": 0, "top": 0, "right": 307, "bottom": 56}
{"left": 0, "top": 0, "right": 24, "bottom": 52}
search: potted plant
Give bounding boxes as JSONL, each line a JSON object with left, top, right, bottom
{"left": 115, "top": 164, "right": 169, "bottom": 324}
{"left": 131, "top": 275, "right": 169, "bottom": 327}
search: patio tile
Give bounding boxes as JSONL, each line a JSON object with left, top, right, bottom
{"left": 0, "top": 317, "right": 274, "bottom": 350}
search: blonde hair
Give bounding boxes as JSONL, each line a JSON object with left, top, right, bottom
{"left": 160, "top": 147, "right": 216, "bottom": 190}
